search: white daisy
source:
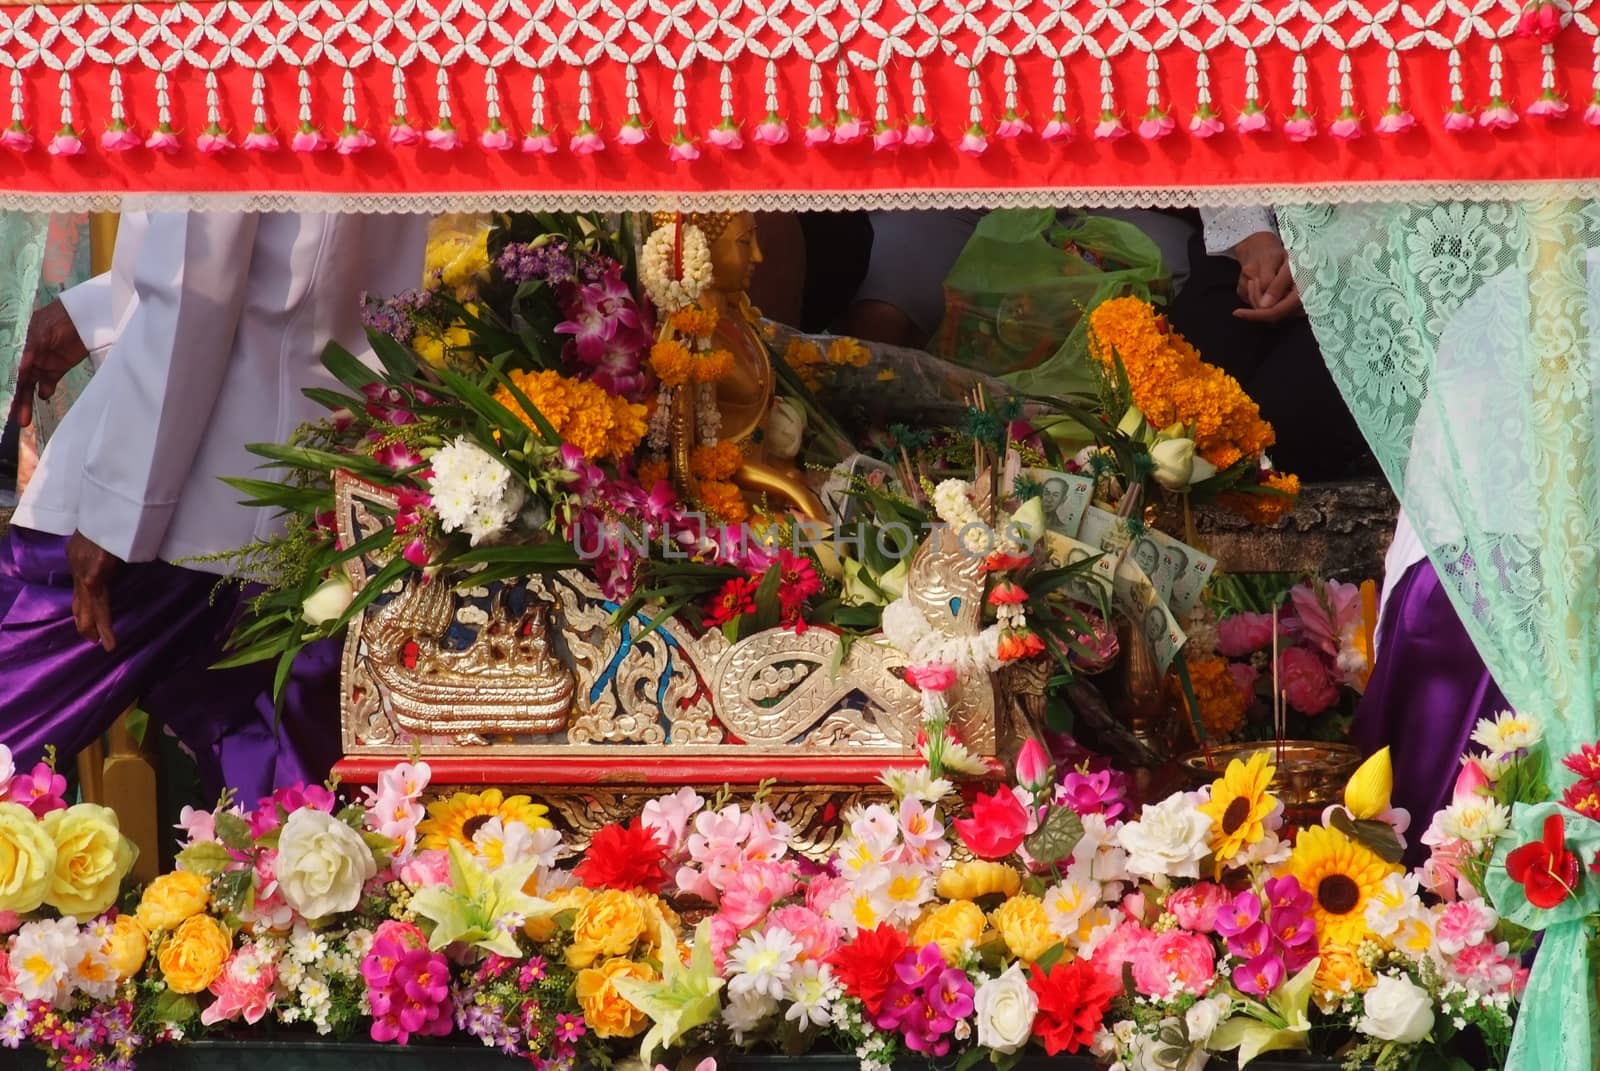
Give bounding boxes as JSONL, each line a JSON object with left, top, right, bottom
{"left": 727, "top": 927, "right": 803, "bottom": 1001}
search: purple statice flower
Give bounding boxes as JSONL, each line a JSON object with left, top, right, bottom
{"left": 361, "top": 288, "right": 438, "bottom": 345}
{"left": 497, "top": 240, "right": 575, "bottom": 286}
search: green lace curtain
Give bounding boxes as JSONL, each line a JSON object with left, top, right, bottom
{"left": 0, "top": 212, "right": 93, "bottom": 449}
{"left": 1279, "top": 199, "right": 1600, "bottom": 1071}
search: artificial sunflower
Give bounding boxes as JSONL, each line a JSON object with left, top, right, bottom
{"left": 1284, "top": 825, "right": 1400, "bottom": 948}
{"left": 1198, "top": 750, "right": 1278, "bottom": 872}
{"left": 417, "top": 788, "right": 552, "bottom": 852}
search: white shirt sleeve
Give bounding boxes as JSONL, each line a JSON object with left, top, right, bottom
{"left": 57, "top": 272, "right": 119, "bottom": 357}
{"left": 73, "top": 212, "right": 261, "bottom": 561}
{"left": 1199, "top": 205, "right": 1279, "bottom": 258}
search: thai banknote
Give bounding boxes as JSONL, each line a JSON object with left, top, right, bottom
{"left": 1026, "top": 468, "right": 1095, "bottom": 540}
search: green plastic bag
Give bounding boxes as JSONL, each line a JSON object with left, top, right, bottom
{"left": 930, "top": 209, "right": 1167, "bottom": 402}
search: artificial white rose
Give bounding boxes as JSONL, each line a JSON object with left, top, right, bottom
{"left": 973, "top": 964, "right": 1038, "bottom": 1054}
{"left": 1116, "top": 795, "right": 1212, "bottom": 885}
{"left": 767, "top": 398, "right": 806, "bottom": 460}
{"left": 274, "top": 809, "right": 378, "bottom": 920}
{"left": 1357, "top": 974, "right": 1435, "bottom": 1044}
{"left": 1185, "top": 995, "right": 1229, "bottom": 1045}
{"left": 301, "top": 575, "right": 355, "bottom": 627}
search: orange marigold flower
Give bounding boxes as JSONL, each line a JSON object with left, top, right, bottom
{"left": 694, "top": 349, "right": 735, "bottom": 384}
{"left": 1218, "top": 472, "right": 1301, "bottom": 526}
{"left": 697, "top": 479, "right": 749, "bottom": 524}
{"left": 637, "top": 460, "right": 670, "bottom": 489}
{"left": 826, "top": 337, "right": 870, "bottom": 368}
{"left": 670, "top": 304, "right": 720, "bottom": 339}
{"left": 690, "top": 441, "right": 744, "bottom": 481}
{"left": 492, "top": 369, "right": 646, "bottom": 463}
{"left": 1171, "top": 654, "right": 1250, "bottom": 738}
{"left": 650, "top": 339, "right": 694, "bottom": 388}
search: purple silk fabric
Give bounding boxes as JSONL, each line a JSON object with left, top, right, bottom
{"left": 1352, "top": 556, "right": 1508, "bottom": 867}
{"left": 0, "top": 525, "right": 340, "bottom": 804}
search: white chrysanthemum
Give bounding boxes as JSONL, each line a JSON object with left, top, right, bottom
{"left": 291, "top": 926, "right": 329, "bottom": 965}
{"left": 785, "top": 961, "right": 840, "bottom": 1027}
{"left": 299, "top": 974, "right": 331, "bottom": 1009}
{"left": 727, "top": 927, "right": 804, "bottom": 1001}
{"left": 1470, "top": 711, "right": 1542, "bottom": 757}
{"left": 931, "top": 478, "right": 977, "bottom": 527}
{"left": 933, "top": 737, "right": 994, "bottom": 778}
{"left": 1437, "top": 798, "right": 1511, "bottom": 846}
{"left": 9, "top": 918, "right": 83, "bottom": 1006}
{"left": 722, "top": 989, "right": 780, "bottom": 1045}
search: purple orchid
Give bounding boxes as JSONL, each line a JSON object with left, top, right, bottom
{"left": 1057, "top": 767, "right": 1128, "bottom": 822}
{"left": 1235, "top": 951, "right": 1286, "bottom": 998}
{"left": 555, "top": 264, "right": 642, "bottom": 363}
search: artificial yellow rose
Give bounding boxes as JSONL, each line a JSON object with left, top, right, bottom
{"left": 106, "top": 915, "right": 149, "bottom": 980}
{"left": 574, "top": 957, "right": 655, "bottom": 1038}
{"left": 913, "top": 901, "right": 988, "bottom": 964}
{"left": 525, "top": 885, "right": 591, "bottom": 942}
{"left": 635, "top": 893, "right": 681, "bottom": 947}
{"left": 0, "top": 802, "right": 56, "bottom": 914}
{"left": 41, "top": 804, "right": 138, "bottom": 920}
{"left": 1314, "top": 944, "right": 1377, "bottom": 1011}
{"left": 937, "top": 861, "right": 1022, "bottom": 902}
{"left": 990, "top": 895, "right": 1055, "bottom": 963}
{"left": 157, "top": 914, "right": 232, "bottom": 994}
{"left": 566, "top": 890, "right": 648, "bottom": 969}
{"left": 136, "top": 870, "right": 211, "bottom": 933}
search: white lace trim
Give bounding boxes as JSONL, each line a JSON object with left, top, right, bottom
{"left": 7, "top": 181, "right": 1600, "bottom": 212}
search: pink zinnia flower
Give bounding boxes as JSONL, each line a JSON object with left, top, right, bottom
{"left": 707, "top": 121, "right": 743, "bottom": 150}
{"left": 1040, "top": 114, "right": 1073, "bottom": 141}
{"left": 804, "top": 119, "right": 831, "bottom": 147}
{"left": 480, "top": 124, "right": 514, "bottom": 150}
{"left": 1329, "top": 110, "right": 1362, "bottom": 139}
{"left": 336, "top": 127, "right": 376, "bottom": 154}
{"left": 753, "top": 114, "right": 788, "bottom": 145}
{"left": 1093, "top": 113, "right": 1126, "bottom": 140}
{"left": 833, "top": 114, "right": 865, "bottom": 144}
{"left": 100, "top": 124, "right": 140, "bottom": 151}
{"left": 668, "top": 132, "right": 700, "bottom": 161}
{"left": 872, "top": 123, "right": 902, "bottom": 151}
{"left": 1376, "top": 108, "right": 1416, "bottom": 134}
{"left": 1480, "top": 100, "right": 1519, "bottom": 129}
{"left": 47, "top": 130, "right": 84, "bottom": 156}
{"left": 522, "top": 127, "right": 557, "bottom": 154}
{"left": 996, "top": 113, "right": 1030, "bottom": 138}
{"left": 570, "top": 123, "right": 605, "bottom": 154}
{"left": 1189, "top": 109, "right": 1224, "bottom": 137}
{"left": 1528, "top": 93, "right": 1567, "bottom": 118}
{"left": 617, "top": 118, "right": 648, "bottom": 145}
{"left": 1435, "top": 899, "right": 1497, "bottom": 955}
{"left": 1217, "top": 611, "right": 1274, "bottom": 656}
{"left": 146, "top": 126, "right": 181, "bottom": 153}
{"left": 903, "top": 117, "right": 936, "bottom": 146}
{"left": 1282, "top": 110, "right": 1317, "bottom": 142}
{"left": 388, "top": 120, "right": 420, "bottom": 146}
{"left": 1137, "top": 110, "right": 1174, "bottom": 139}
{"left": 1235, "top": 107, "right": 1270, "bottom": 134}
{"left": 424, "top": 123, "right": 461, "bottom": 150}
{"left": 198, "top": 125, "right": 235, "bottom": 153}
{"left": 292, "top": 125, "right": 329, "bottom": 152}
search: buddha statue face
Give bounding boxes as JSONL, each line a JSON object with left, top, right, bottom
{"left": 708, "top": 211, "right": 762, "bottom": 293}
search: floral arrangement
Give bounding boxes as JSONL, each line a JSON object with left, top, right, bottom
{"left": 1077, "top": 296, "right": 1300, "bottom": 523}
{"left": 0, "top": 729, "right": 1524, "bottom": 1071}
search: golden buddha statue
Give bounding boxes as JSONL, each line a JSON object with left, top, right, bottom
{"left": 649, "top": 211, "right": 824, "bottom": 520}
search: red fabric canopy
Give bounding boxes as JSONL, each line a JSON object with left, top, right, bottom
{"left": 1, "top": 0, "right": 1597, "bottom": 209}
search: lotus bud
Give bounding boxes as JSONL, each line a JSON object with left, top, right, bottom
{"left": 1453, "top": 758, "right": 1490, "bottom": 803}
{"left": 1150, "top": 437, "right": 1198, "bottom": 490}
{"left": 1015, "top": 738, "right": 1053, "bottom": 792}
{"left": 1344, "top": 746, "right": 1393, "bottom": 820}
{"left": 1006, "top": 497, "right": 1046, "bottom": 549}
{"left": 1116, "top": 405, "right": 1150, "bottom": 440}
{"left": 301, "top": 574, "right": 355, "bottom": 626}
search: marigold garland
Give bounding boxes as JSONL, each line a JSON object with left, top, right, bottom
{"left": 1088, "top": 297, "right": 1275, "bottom": 471}
{"left": 669, "top": 304, "right": 719, "bottom": 339}
{"left": 784, "top": 338, "right": 827, "bottom": 390}
{"left": 649, "top": 339, "right": 694, "bottom": 388}
{"left": 1171, "top": 654, "right": 1249, "bottom": 738}
{"left": 690, "top": 441, "right": 743, "bottom": 482}
{"left": 697, "top": 479, "right": 749, "bottom": 524}
{"left": 493, "top": 370, "right": 648, "bottom": 463}
{"left": 636, "top": 459, "right": 669, "bottom": 489}
{"left": 1217, "top": 471, "right": 1301, "bottom": 526}
{"left": 694, "top": 349, "right": 734, "bottom": 384}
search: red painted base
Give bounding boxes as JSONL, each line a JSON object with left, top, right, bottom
{"left": 333, "top": 753, "right": 940, "bottom": 787}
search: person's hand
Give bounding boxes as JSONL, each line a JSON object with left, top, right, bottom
{"left": 1230, "top": 231, "right": 1306, "bottom": 323}
{"left": 67, "top": 531, "right": 120, "bottom": 652}
{"left": 11, "top": 299, "right": 89, "bottom": 427}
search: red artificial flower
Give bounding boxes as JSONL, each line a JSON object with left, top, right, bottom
{"left": 776, "top": 550, "right": 823, "bottom": 623}
{"left": 571, "top": 817, "right": 670, "bottom": 893}
{"left": 984, "top": 551, "right": 1033, "bottom": 573}
{"left": 1566, "top": 742, "right": 1600, "bottom": 782}
{"left": 705, "top": 576, "right": 760, "bottom": 628}
{"left": 826, "top": 923, "right": 909, "bottom": 1016}
{"left": 1564, "top": 780, "right": 1600, "bottom": 823}
{"left": 952, "top": 787, "right": 1031, "bottom": 860}
{"left": 987, "top": 581, "right": 1028, "bottom": 606}
{"left": 1028, "top": 959, "right": 1119, "bottom": 1055}
{"left": 1506, "top": 813, "right": 1582, "bottom": 909}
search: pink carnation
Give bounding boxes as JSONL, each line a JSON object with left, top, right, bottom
{"left": 805, "top": 873, "right": 851, "bottom": 915}
{"left": 1189, "top": 111, "right": 1224, "bottom": 137}
{"left": 1479, "top": 102, "right": 1518, "bottom": 129}
{"left": 1132, "top": 929, "right": 1215, "bottom": 998}
{"left": 803, "top": 120, "right": 831, "bottom": 147}
{"left": 996, "top": 114, "right": 1030, "bottom": 138}
{"left": 1137, "top": 111, "right": 1175, "bottom": 140}
{"left": 202, "top": 947, "right": 277, "bottom": 1026}
{"left": 959, "top": 127, "right": 988, "bottom": 155}
{"left": 903, "top": 118, "right": 936, "bottom": 147}
{"left": 707, "top": 123, "right": 743, "bottom": 150}
{"left": 424, "top": 124, "right": 461, "bottom": 150}
{"left": 904, "top": 663, "right": 957, "bottom": 693}
{"left": 146, "top": 127, "right": 181, "bottom": 153}
{"left": 1040, "top": 115, "right": 1073, "bottom": 141}
{"left": 398, "top": 849, "right": 451, "bottom": 889}
{"left": 1217, "top": 612, "right": 1274, "bottom": 656}
{"left": 1228, "top": 661, "right": 1260, "bottom": 703}
{"left": 388, "top": 122, "right": 420, "bottom": 146}
{"left": 1279, "top": 646, "right": 1340, "bottom": 716}
{"left": 292, "top": 127, "right": 330, "bottom": 152}
{"left": 833, "top": 115, "right": 866, "bottom": 144}
{"left": 101, "top": 126, "right": 141, "bottom": 151}
{"left": 1443, "top": 108, "right": 1476, "bottom": 132}
{"left": 753, "top": 116, "right": 787, "bottom": 146}
{"left": 1090, "top": 921, "right": 1154, "bottom": 981}
{"left": 1450, "top": 939, "right": 1526, "bottom": 996}
{"left": 717, "top": 860, "right": 798, "bottom": 930}
{"left": 617, "top": 118, "right": 649, "bottom": 145}
{"left": 1329, "top": 113, "right": 1362, "bottom": 139}
{"left": 1235, "top": 108, "right": 1270, "bottom": 134}
{"left": 244, "top": 127, "right": 280, "bottom": 151}
{"left": 1435, "top": 899, "right": 1497, "bottom": 955}
{"left": 336, "top": 128, "right": 376, "bottom": 154}
{"left": 1167, "top": 882, "right": 1229, "bottom": 934}
{"left": 198, "top": 128, "right": 235, "bottom": 153}
{"left": 872, "top": 124, "right": 902, "bottom": 151}
{"left": 1377, "top": 108, "right": 1416, "bottom": 134}
{"left": 668, "top": 135, "right": 700, "bottom": 162}
{"left": 47, "top": 131, "right": 84, "bottom": 156}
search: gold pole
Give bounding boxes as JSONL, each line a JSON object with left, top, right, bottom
{"left": 88, "top": 213, "right": 118, "bottom": 275}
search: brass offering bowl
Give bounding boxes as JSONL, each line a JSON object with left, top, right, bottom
{"left": 1178, "top": 741, "right": 1363, "bottom": 823}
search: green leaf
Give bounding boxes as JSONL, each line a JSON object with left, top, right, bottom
{"left": 321, "top": 341, "right": 382, "bottom": 393}
{"left": 1034, "top": 941, "right": 1068, "bottom": 974}
{"left": 249, "top": 442, "right": 390, "bottom": 480}
{"left": 1023, "top": 805, "right": 1084, "bottom": 866}
{"left": 362, "top": 830, "right": 397, "bottom": 869}
{"left": 219, "top": 477, "right": 332, "bottom": 512}
{"left": 151, "top": 990, "right": 199, "bottom": 1026}
{"left": 330, "top": 556, "right": 411, "bottom": 635}
{"left": 747, "top": 562, "right": 784, "bottom": 633}
{"left": 301, "top": 386, "right": 365, "bottom": 413}
{"left": 213, "top": 812, "right": 255, "bottom": 851}
{"left": 1330, "top": 810, "right": 1405, "bottom": 865}
{"left": 369, "top": 330, "right": 420, "bottom": 379}
{"left": 176, "top": 841, "right": 233, "bottom": 878}
{"left": 337, "top": 804, "right": 367, "bottom": 830}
